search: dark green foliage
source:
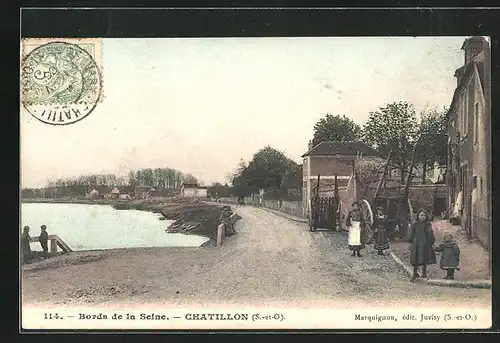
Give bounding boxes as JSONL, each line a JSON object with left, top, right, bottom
{"left": 312, "top": 114, "right": 361, "bottom": 147}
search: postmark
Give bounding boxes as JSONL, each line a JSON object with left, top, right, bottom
{"left": 21, "top": 39, "right": 103, "bottom": 125}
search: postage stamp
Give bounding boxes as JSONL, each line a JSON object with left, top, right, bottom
{"left": 20, "top": 38, "right": 103, "bottom": 125}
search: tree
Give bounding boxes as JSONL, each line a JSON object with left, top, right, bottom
{"left": 416, "top": 107, "right": 448, "bottom": 183}
{"left": 153, "top": 168, "right": 164, "bottom": 189}
{"left": 183, "top": 174, "right": 198, "bottom": 185}
{"left": 230, "top": 160, "right": 252, "bottom": 197}
{"left": 128, "top": 170, "right": 137, "bottom": 188}
{"left": 116, "top": 176, "right": 127, "bottom": 186}
{"left": 280, "top": 162, "right": 302, "bottom": 197}
{"left": 208, "top": 182, "right": 232, "bottom": 198}
{"left": 362, "top": 101, "right": 420, "bottom": 183}
{"left": 244, "top": 146, "right": 291, "bottom": 190}
{"left": 231, "top": 146, "right": 301, "bottom": 199}
{"left": 312, "top": 114, "right": 361, "bottom": 147}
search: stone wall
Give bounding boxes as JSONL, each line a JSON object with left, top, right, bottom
{"left": 309, "top": 178, "right": 349, "bottom": 192}
{"left": 473, "top": 216, "right": 490, "bottom": 251}
{"left": 280, "top": 200, "right": 303, "bottom": 217}
{"left": 263, "top": 200, "right": 281, "bottom": 211}
{"left": 408, "top": 185, "right": 447, "bottom": 216}
{"left": 218, "top": 197, "right": 305, "bottom": 218}
{"left": 309, "top": 156, "right": 353, "bottom": 177}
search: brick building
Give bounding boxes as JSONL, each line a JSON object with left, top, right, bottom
{"left": 301, "top": 140, "right": 380, "bottom": 216}
{"left": 446, "top": 36, "right": 491, "bottom": 249}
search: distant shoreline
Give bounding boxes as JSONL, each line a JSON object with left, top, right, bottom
{"left": 21, "top": 197, "right": 225, "bottom": 244}
{"left": 21, "top": 198, "right": 113, "bottom": 205}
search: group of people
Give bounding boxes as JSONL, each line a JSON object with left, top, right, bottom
{"left": 21, "top": 224, "right": 49, "bottom": 263}
{"left": 345, "top": 201, "right": 461, "bottom": 281}
{"left": 345, "top": 202, "right": 392, "bottom": 258}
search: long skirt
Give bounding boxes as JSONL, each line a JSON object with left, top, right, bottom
{"left": 348, "top": 221, "right": 364, "bottom": 250}
{"left": 374, "top": 229, "right": 390, "bottom": 251}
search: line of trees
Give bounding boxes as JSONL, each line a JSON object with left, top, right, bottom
{"left": 21, "top": 168, "right": 199, "bottom": 199}
{"left": 127, "top": 168, "right": 198, "bottom": 190}
{"left": 206, "top": 182, "right": 233, "bottom": 198}
{"left": 312, "top": 101, "right": 448, "bottom": 183}
{"left": 228, "top": 101, "right": 448, "bottom": 201}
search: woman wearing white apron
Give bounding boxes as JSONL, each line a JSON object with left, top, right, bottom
{"left": 346, "top": 202, "right": 365, "bottom": 257}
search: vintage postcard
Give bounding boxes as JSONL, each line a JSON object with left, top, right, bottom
{"left": 20, "top": 36, "right": 492, "bottom": 330}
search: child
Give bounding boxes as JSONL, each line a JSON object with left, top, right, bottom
{"left": 435, "top": 232, "right": 461, "bottom": 280}
{"left": 406, "top": 209, "right": 436, "bottom": 281}
{"left": 39, "top": 224, "right": 49, "bottom": 255}
{"left": 372, "top": 206, "right": 390, "bottom": 255}
{"left": 346, "top": 202, "right": 365, "bottom": 257}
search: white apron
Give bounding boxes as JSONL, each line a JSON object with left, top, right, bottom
{"left": 348, "top": 221, "right": 362, "bottom": 246}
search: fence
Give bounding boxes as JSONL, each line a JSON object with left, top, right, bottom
{"left": 218, "top": 196, "right": 305, "bottom": 218}
{"left": 30, "top": 235, "right": 73, "bottom": 254}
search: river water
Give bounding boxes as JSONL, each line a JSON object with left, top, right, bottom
{"left": 21, "top": 203, "right": 209, "bottom": 251}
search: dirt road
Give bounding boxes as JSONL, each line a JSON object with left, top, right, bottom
{"left": 22, "top": 205, "right": 491, "bottom": 309}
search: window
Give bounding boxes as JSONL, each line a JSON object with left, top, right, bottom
{"left": 473, "top": 175, "right": 477, "bottom": 189}
{"left": 480, "top": 178, "right": 483, "bottom": 194}
{"left": 460, "top": 163, "right": 468, "bottom": 207}
{"left": 474, "top": 102, "right": 479, "bottom": 144}
{"left": 461, "top": 90, "right": 468, "bottom": 136}
{"left": 428, "top": 166, "right": 435, "bottom": 178}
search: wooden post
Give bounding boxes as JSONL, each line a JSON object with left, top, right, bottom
{"left": 404, "top": 134, "right": 422, "bottom": 199}
{"left": 334, "top": 174, "right": 340, "bottom": 228}
{"left": 431, "top": 174, "right": 441, "bottom": 219}
{"left": 50, "top": 238, "right": 57, "bottom": 255}
{"left": 217, "top": 223, "right": 224, "bottom": 246}
{"left": 315, "top": 174, "right": 320, "bottom": 201}
{"left": 373, "top": 150, "right": 392, "bottom": 201}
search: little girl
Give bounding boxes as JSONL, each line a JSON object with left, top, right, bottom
{"left": 435, "top": 232, "right": 461, "bottom": 280}
{"left": 406, "top": 209, "right": 436, "bottom": 281}
{"left": 346, "top": 202, "right": 365, "bottom": 257}
{"left": 372, "top": 206, "right": 390, "bottom": 255}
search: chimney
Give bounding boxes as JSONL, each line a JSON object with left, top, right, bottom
{"left": 462, "top": 36, "right": 486, "bottom": 65}
{"left": 308, "top": 140, "right": 313, "bottom": 151}
{"left": 454, "top": 68, "right": 465, "bottom": 87}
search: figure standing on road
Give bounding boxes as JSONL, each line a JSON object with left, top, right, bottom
{"left": 22, "top": 226, "right": 32, "bottom": 263}
{"left": 372, "top": 206, "right": 390, "bottom": 255}
{"left": 39, "top": 224, "right": 49, "bottom": 256}
{"left": 406, "top": 209, "right": 436, "bottom": 281}
{"left": 435, "top": 232, "right": 461, "bottom": 280}
{"left": 346, "top": 202, "right": 365, "bottom": 257}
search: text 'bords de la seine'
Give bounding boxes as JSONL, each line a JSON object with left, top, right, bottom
{"left": 77, "top": 313, "right": 250, "bottom": 321}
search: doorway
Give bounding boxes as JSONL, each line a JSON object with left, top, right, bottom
{"left": 433, "top": 196, "right": 447, "bottom": 218}
{"left": 467, "top": 194, "right": 473, "bottom": 238}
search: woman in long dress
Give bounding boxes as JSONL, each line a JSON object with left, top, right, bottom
{"left": 406, "top": 208, "right": 436, "bottom": 281}
{"left": 346, "top": 202, "right": 365, "bottom": 257}
{"left": 372, "top": 206, "right": 390, "bottom": 255}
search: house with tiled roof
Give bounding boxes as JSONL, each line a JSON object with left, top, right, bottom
{"left": 446, "top": 36, "right": 491, "bottom": 249}
{"left": 301, "top": 140, "right": 380, "bottom": 215}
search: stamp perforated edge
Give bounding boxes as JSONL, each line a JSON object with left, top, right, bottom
{"left": 20, "top": 38, "right": 105, "bottom": 104}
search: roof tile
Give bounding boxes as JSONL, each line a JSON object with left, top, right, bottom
{"left": 302, "top": 141, "right": 380, "bottom": 157}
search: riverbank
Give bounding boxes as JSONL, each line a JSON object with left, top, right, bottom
{"left": 22, "top": 197, "right": 113, "bottom": 205}
{"left": 22, "top": 197, "right": 225, "bottom": 246}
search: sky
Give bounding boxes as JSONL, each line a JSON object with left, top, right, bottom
{"left": 20, "top": 36, "right": 470, "bottom": 188}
